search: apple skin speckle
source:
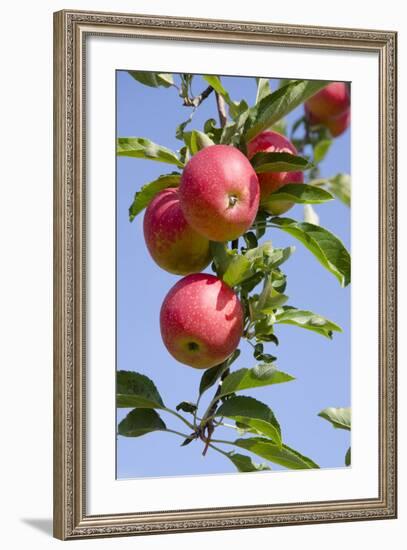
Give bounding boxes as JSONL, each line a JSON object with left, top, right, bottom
{"left": 179, "top": 145, "right": 260, "bottom": 242}
{"left": 143, "top": 188, "right": 211, "bottom": 275}
{"left": 160, "top": 273, "right": 244, "bottom": 369}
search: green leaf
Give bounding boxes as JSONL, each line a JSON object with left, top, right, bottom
{"left": 245, "top": 80, "right": 327, "bottom": 141}
{"left": 259, "top": 289, "right": 289, "bottom": 312}
{"left": 267, "top": 183, "right": 333, "bottom": 205}
{"left": 270, "top": 217, "right": 351, "bottom": 287}
{"left": 128, "top": 173, "right": 181, "bottom": 221}
{"left": 275, "top": 307, "right": 342, "bottom": 338}
{"left": 202, "top": 75, "right": 246, "bottom": 120}
{"left": 247, "top": 244, "right": 294, "bottom": 271}
{"left": 253, "top": 316, "right": 279, "bottom": 343}
{"left": 225, "top": 451, "right": 270, "bottom": 472}
{"left": 250, "top": 152, "right": 313, "bottom": 173}
{"left": 210, "top": 241, "right": 233, "bottom": 277}
{"left": 233, "top": 438, "right": 319, "bottom": 469}
{"left": 176, "top": 113, "right": 195, "bottom": 141}
{"left": 184, "top": 130, "right": 215, "bottom": 155}
{"left": 128, "top": 71, "right": 174, "bottom": 88}
{"left": 243, "top": 232, "right": 258, "bottom": 250}
{"left": 252, "top": 343, "right": 277, "bottom": 364}
{"left": 203, "top": 118, "right": 223, "bottom": 143}
{"left": 176, "top": 401, "right": 197, "bottom": 415}
{"left": 313, "top": 139, "right": 332, "bottom": 164}
{"left": 345, "top": 446, "right": 351, "bottom": 466}
{"left": 117, "top": 137, "right": 184, "bottom": 167}
{"left": 222, "top": 254, "right": 253, "bottom": 287}
{"left": 219, "top": 364, "right": 294, "bottom": 398}
{"left": 216, "top": 396, "right": 282, "bottom": 446}
{"left": 198, "top": 350, "right": 240, "bottom": 396}
{"left": 255, "top": 78, "right": 272, "bottom": 104}
{"left": 318, "top": 407, "right": 351, "bottom": 430}
{"left": 328, "top": 174, "right": 351, "bottom": 206}
{"left": 118, "top": 408, "right": 167, "bottom": 437}
{"left": 212, "top": 242, "right": 293, "bottom": 287}
{"left": 117, "top": 370, "right": 165, "bottom": 409}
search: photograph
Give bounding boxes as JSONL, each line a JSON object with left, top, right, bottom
{"left": 116, "top": 72, "right": 352, "bottom": 479}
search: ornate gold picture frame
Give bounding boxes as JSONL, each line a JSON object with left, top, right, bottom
{"left": 53, "top": 9, "right": 397, "bottom": 540}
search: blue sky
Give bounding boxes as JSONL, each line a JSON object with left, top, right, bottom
{"left": 116, "top": 72, "right": 350, "bottom": 479}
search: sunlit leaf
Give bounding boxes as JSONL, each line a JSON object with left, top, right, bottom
{"left": 128, "top": 71, "right": 174, "bottom": 88}
{"left": 313, "top": 139, "right": 332, "bottom": 164}
{"left": 275, "top": 307, "right": 342, "bottom": 338}
{"left": 270, "top": 217, "right": 351, "bottom": 287}
{"left": 233, "top": 437, "right": 319, "bottom": 469}
{"left": 219, "top": 364, "right": 295, "bottom": 398}
{"left": 117, "top": 137, "right": 184, "bottom": 167}
{"left": 128, "top": 173, "right": 181, "bottom": 221}
{"left": 245, "top": 80, "right": 327, "bottom": 141}
{"left": 328, "top": 173, "right": 351, "bottom": 206}
{"left": 318, "top": 407, "right": 351, "bottom": 430}
{"left": 255, "top": 78, "right": 272, "bottom": 104}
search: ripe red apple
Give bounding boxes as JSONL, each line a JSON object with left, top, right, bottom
{"left": 160, "top": 273, "right": 244, "bottom": 369}
{"left": 305, "top": 103, "right": 350, "bottom": 138}
{"left": 323, "top": 108, "right": 350, "bottom": 137}
{"left": 143, "top": 188, "right": 211, "bottom": 275}
{"left": 247, "top": 130, "right": 304, "bottom": 216}
{"left": 179, "top": 145, "right": 260, "bottom": 242}
{"left": 305, "top": 82, "right": 350, "bottom": 120}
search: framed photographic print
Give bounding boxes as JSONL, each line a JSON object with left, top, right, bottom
{"left": 53, "top": 9, "right": 397, "bottom": 540}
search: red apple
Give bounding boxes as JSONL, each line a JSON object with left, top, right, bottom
{"left": 324, "top": 108, "right": 351, "bottom": 137}
{"left": 143, "top": 188, "right": 211, "bottom": 275}
{"left": 305, "top": 103, "right": 350, "bottom": 138}
{"left": 179, "top": 145, "right": 260, "bottom": 242}
{"left": 160, "top": 273, "right": 244, "bottom": 369}
{"left": 305, "top": 82, "right": 350, "bottom": 120}
{"left": 247, "top": 130, "right": 304, "bottom": 215}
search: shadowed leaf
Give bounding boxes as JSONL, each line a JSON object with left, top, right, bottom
{"left": 117, "top": 370, "right": 165, "bottom": 409}
{"left": 199, "top": 350, "right": 240, "bottom": 396}
{"left": 226, "top": 451, "right": 270, "bottom": 472}
{"left": 266, "top": 184, "right": 333, "bottom": 205}
{"left": 250, "top": 152, "right": 313, "bottom": 173}
{"left": 118, "top": 409, "right": 167, "bottom": 437}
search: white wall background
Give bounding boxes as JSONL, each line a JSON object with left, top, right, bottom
{"left": 0, "top": 0, "right": 405, "bottom": 547}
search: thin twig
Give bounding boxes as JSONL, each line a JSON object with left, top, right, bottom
{"left": 163, "top": 407, "right": 195, "bottom": 430}
{"left": 183, "top": 85, "right": 214, "bottom": 107}
{"left": 215, "top": 92, "right": 228, "bottom": 127}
